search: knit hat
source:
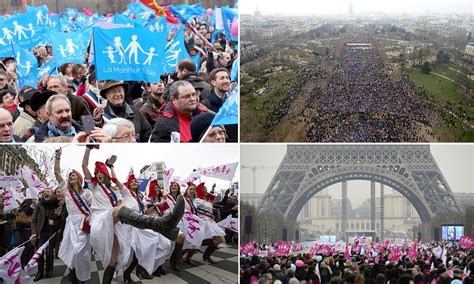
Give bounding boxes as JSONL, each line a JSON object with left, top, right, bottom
{"left": 190, "top": 112, "right": 215, "bottom": 142}
{"left": 94, "top": 162, "right": 111, "bottom": 179}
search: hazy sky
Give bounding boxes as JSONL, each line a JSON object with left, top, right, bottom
{"left": 241, "top": 144, "right": 474, "bottom": 207}
{"left": 240, "top": 0, "right": 473, "bottom": 15}
{"left": 25, "top": 144, "right": 238, "bottom": 192}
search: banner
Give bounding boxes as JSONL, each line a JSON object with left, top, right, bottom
{"left": 125, "top": 2, "right": 155, "bottom": 27}
{"left": 178, "top": 211, "right": 205, "bottom": 247}
{"left": 211, "top": 85, "right": 239, "bottom": 125}
{"left": 180, "top": 171, "right": 201, "bottom": 187}
{"left": 13, "top": 45, "right": 38, "bottom": 88}
{"left": 274, "top": 241, "right": 291, "bottom": 256}
{"left": 0, "top": 247, "right": 25, "bottom": 284}
{"left": 217, "top": 215, "right": 238, "bottom": 232}
{"left": 198, "top": 162, "right": 238, "bottom": 181}
{"left": 93, "top": 26, "right": 166, "bottom": 82}
{"left": 46, "top": 28, "right": 92, "bottom": 66}
{"left": 37, "top": 59, "right": 58, "bottom": 80}
{"left": 0, "top": 176, "right": 23, "bottom": 188}
{"left": 3, "top": 188, "right": 19, "bottom": 213}
{"left": 459, "top": 236, "right": 474, "bottom": 250}
{"left": 162, "top": 27, "right": 191, "bottom": 73}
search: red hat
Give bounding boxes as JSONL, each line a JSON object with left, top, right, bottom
{"left": 196, "top": 182, "right": 206, "bottom": 199}
{"left": 94, "top": 162, "right": 111, "bottom": 179}
{"left": 148, "top": 179, "right": 162, "bottom": 198}
{"left": 124, "top": 174, "right": 137, "bottom": 189}
{"left": 68, "top": 170, "right": 83, "bottom": 190}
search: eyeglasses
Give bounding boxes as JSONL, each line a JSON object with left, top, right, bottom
{"left": 0, "top": 121, "right": 13, "bottom": 129}
{"left": 112, "top": 133, "right": 138, "bottom": 142}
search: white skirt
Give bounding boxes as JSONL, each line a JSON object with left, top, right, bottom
{"left": 90, "top": 209, "right": 133, "bottom": 272}
{"left": 58, "top": 214, "right": 91, "bottom": 281}
{"left": 201, "top": 218, "right": 226, "bottom": 240}
{"left": 131, "top": 228, "right": 172, "bottom": 274}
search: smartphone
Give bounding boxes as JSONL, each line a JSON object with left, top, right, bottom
{"left": 81, "top": 115, "right": 95, "bottom": 134}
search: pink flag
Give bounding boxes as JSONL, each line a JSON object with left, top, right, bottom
{"left": 0, "top": 246, "right": 25, "bottom": 284}
{"left": 459, "top": 236, "right": 474, "bottom": 249}
{"left": 275, "top": 241, "right": 291, "bottom": 256}
{"left": 407, "top": 241, "right": 418, "bottom": 261}
{"left": 344, "top": 244, "right": 351, "bottom": 260}
{"left": 388, "top": 246, "right": 402, "bottom": 261}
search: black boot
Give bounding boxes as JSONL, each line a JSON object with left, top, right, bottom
{"left": 70, "top": 269, "right": 79, "bottom": 284}
{"left": 170, "top": 243, "right": 183, "bottom": 271}
{"left": 123, "top": 256, "right": 138, "bottom": 284}
{"left": 33, "top": 272, "right": 43, "bottom": 282}
{"left": 157, "top": 265, "right": 166, "bottom": 275}
{"left": 183, "top": 250, "right": 196, "bottom": 266}
{"left": 203, "top": 244, "right": 218, "bottom": 264}
{"left": 118, "top": 196, "right": 184, "bottom": 241}
{"left": 136, "top": 265, "right": 153, "bottom": 280}
{"left": 102, "top": 265, "right": 115, "bottom": 284}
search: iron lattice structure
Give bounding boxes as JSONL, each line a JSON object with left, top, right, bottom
{"left": 257, "top": 145, "right": 461, "bottom": 224}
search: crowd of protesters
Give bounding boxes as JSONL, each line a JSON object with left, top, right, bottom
{"left": 0, "top": 8, "right": 238, "bottom": 144}
{"left": 0, "top": 146, "right": 238, "bottom": 283}
{"left": 240, "top": 240, "right": 474, "bottom": 284}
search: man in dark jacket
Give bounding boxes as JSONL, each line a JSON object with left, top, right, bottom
{"left": 140, "top": 79, "right": 165, "bottom": 126}
{"left": 176, "top": 59, "right": 212, "bottom": 101}
{"left": 30, "top": 188, "right": 61, "bottom": 281}
{"left": 32, "top": 94, "right": 84, "bottom": 143}
{"left": 100, "top": 80, "right": 151, "bottom": 142}
{"left": 202, "top": 68, "right": 230, "bottom": 113}
{"left": 46, "top": 75, "right": 92, "bottom": 122}
{"left": 150, "top": 81, "right": 206, "bottom": 142}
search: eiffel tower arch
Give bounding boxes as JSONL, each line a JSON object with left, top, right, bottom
{"left": 257, "top": 145, "right": 461, "bottom": 241}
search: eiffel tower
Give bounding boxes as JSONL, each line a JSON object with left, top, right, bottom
{"left": 257, "top": 145, "right": 461, "bottom": 240}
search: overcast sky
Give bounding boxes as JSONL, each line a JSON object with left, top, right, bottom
{"left": 241, "top": 144, "right": 474, "bottom": 207}
{"left": 240, "top": 0, "right": 473, "bottom": 16}
{"left": 24, "top": 144, "right": 238, "bottom": 193}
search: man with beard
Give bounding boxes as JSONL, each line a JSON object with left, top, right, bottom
{"left": 202, "top": 68, "right": 231, "bottom": 113}
{"left": 100, "top": 80, "right": 151, "bottom": 142}
{"left": 30, "top": 188, "right": 61, "bottom": 281}
{"left": 32, "top": 94, "right": 84, "bottom": 143}
{"left": 140, "top": 78, "right": 165, "bottom": 126}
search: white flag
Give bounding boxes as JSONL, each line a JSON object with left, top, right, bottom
{"left": 178, "top": 211, "right": 205, "bottom": 248}
{"left": 163, "top": 168, "right": 174, "bottom": 189}
{"left": 0, "top": 246, "right": 25, "bottom": 283}
{"left": 3, "top": 188, "right": 19, "bottom": 213}
{"left": 24, "top": 239, "right": 51, "bottom": 275}
{"left": 217, "top": 215, "right": 238, "bottom": 232}
{"left": 199, "top": 162, "right": 238, "bottom": 181}
{"left": 180, "top": 172, "right": 201, "bottom": 188}
{"left": 0, "top": 176, "right": 23, "bottom": 189}
{"left": 20, "top": 166, "right": 47, "bottom": 196}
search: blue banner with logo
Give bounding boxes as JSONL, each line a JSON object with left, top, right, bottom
{"left": 13, "top": 45, "right": 39, "bottom": 88}
{"left": 46, "top": 28, "right": 91, "bottom": 66}
{"left": 163, "top": 27, "right": 191, "bottom": 73}
{"left": 221, "top": 7, "right": 237, "bottom": 41}
{"left": 93, "top": 26, "right": 167, "bottom": 82}
{"left": 37, "top": 59, "right": 58, "bottom": 80}
{"left": 0, "top": 10, "right": 45, "bottom": 58}
{"left": 126, "top": 2, "right": 155, "bottom": 27}
{"left": 212, "top": 85, "right": 238, "bottom": 125}
{"left": 146, "top": 16, "right": 167, "bottom": 36}
{"left": 113, "top": 13, "right": 135, "bottom": 27}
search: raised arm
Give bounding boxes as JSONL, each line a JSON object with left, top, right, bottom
{"left": 82, "top": 147, "right": 93, "bottom": 180}
{"left": 54, "top": 148, "right": 64, "bottom": 184}
{"left": 109, "top": 164, "right": 123, "bottom": 190}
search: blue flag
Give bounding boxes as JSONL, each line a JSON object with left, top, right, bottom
{"left": 113, "top": 14, "right": 135, "bottom": 27}
{"left": 25, "top": 5, "right": 49, "bottom": 26}
{"left": 192, "top": 53, "right": 201, "bottom": 71}
{"left": 169, "top": 4, "right": 202, "bottom": 24}
{"left": 0, "top": 10, "right": 45, "bottom": 58}
{"left": 37, "top": 59, "right": 58, "bottom": 80}
{"left": 212, "top": 86, "right": 238, "bottom": 125}
{"left": 126, "top": 2, "right": 155, "bottom": 27}
{"left": 163, "top": 27, "right": 192, "bottom": 73}
{"left": 221, "top": 7, "right": 238, "bottom": 41}
{"left": 46, "top": 14, "right": 60, "bottom": 31}
{"left": 46, "top": 28, "right": 91, "bottom": 66}
{"left": 231, "top": 57, "right": 238, "bottom": 83}
{"left": 13, "top": 46, "right": 38, "bottom": 88}
{"left": 146, "top": 16, "right": 167, "bottom": 35}
{"left": 93, "top": 26, "right": 167, "bottom": 82}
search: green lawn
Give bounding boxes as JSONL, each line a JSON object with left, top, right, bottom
{"left": 407, "top": 69, "right": 461, "bottom": 104}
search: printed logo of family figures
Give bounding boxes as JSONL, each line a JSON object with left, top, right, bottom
{"left": 102, "top": 34, "right": 158, "bottom": 65}
{"left": 15, "top": 51, "right": 33, "bottom": 77}
{"left": 57, "top": 38, "right": 80, "bottom": 58}
{"left": 0, "top": 21, "right": 36, "bottom": 45}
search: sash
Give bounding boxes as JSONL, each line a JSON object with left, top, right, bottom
{"left": 99, "top": 183, "right": 117, "bottom": 207}
{"left": 197, "top": 207, "right": 214, "bottom": 219}
{"left": 167, "top": 194, "right": 177, "bottom": 206}
{"left": 69, "top": 189, "right": 90, "bottom": 216}
{"left": 83, "top": 90, "right": 100, "bottom": 109}
{"left": 129, "top": 189, "right": 144, "bottom": 214}
{"left": 184, "top": 196, "right": 197, "bottom": 215}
